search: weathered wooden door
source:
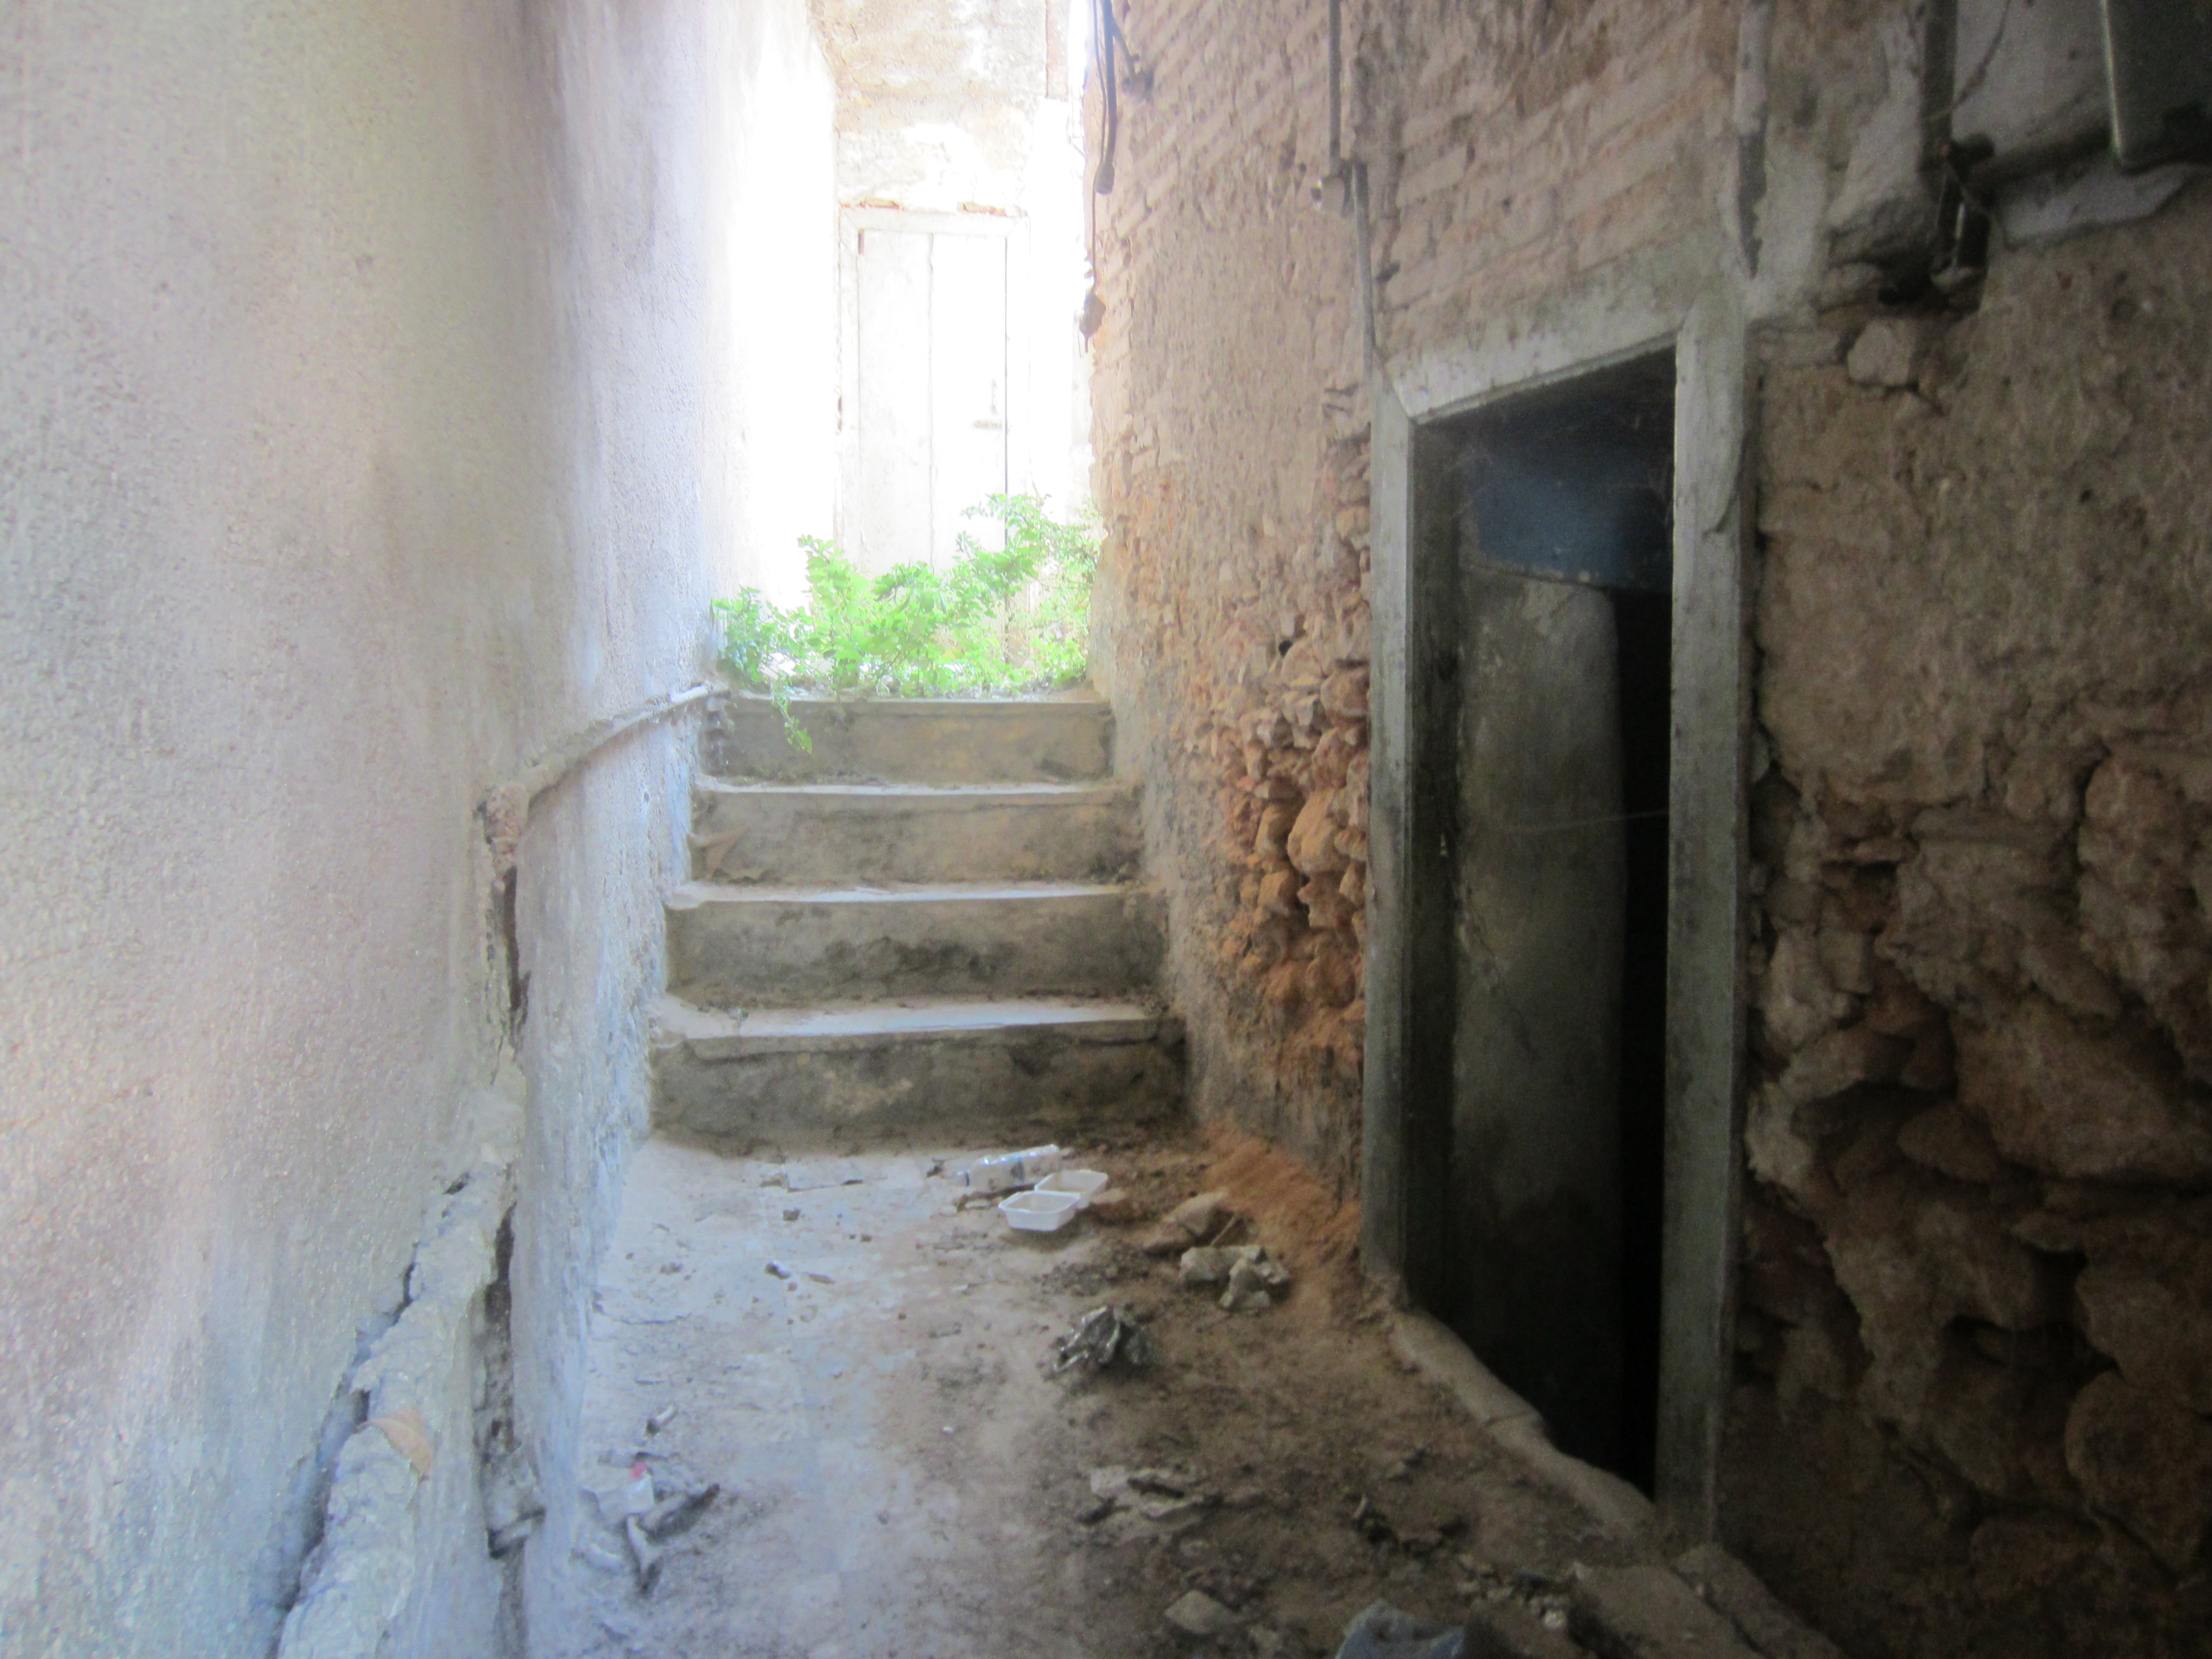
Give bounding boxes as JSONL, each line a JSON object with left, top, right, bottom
{"left": 844, "top": 213, "right": 1012, "bottom": 571}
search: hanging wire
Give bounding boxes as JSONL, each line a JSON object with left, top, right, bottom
{"left": 1093, "top": 0, "right": 1120, "bottom": 194}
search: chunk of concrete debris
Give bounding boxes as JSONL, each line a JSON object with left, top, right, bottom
{"left": 1084, "top": 1463, "right": 1217, "bottom": 1526}
{"left": 1179, "top": 1243, "right": 1292, "bottom": 1310}
{"left": 1671, "top": 1545, "right": 1846, "bottom": 1659}
{"left": 1334, "top": 1600, "right": 1464, "bottom": 1658}
{"left": 1179, "top": 1245, "right": 1239, "bottom": 1285}
{"left": 1165, "top": 1589, "right": 1241, "bottom": 1637}
{"left": 639, "top": 1483, "right": 719, "bottom": 1542}
{"left": 1844, "top": 315, "right": 1937, "bottom": 389}
{"left": 1141, "top": 1190, "right": 1241, "bottom": 1253}
{"left": 1086, "top": 1188, "right": 1145, "bottom": 1224}
{"left": 1170, "top": 1188, "right": 1235, "bottom": 1237}
{"left": 1568, "top": 1564, "right": 1762, "bottom": 1659}
{"left": 1051, "top": 1304, "right": 1159, "bottom": 1373}
{"left": 1463, "top": 1600, "right": 1586, "bottom": 1659}
{"left": 623, "top": 1515, "right": 664, "bottom": 1593}
{"left": 1220, "top": 1251, "right": 1290, "bottom": 1312}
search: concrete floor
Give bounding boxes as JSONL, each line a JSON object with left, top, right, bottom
{"left": 540, "top": 1137, "right": 1115, "bottom": 1657}
{"left": 536, "top": 1134, "right": 1630, "bottom": 1659}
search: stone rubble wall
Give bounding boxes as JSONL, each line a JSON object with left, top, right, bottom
{"left": 1089, "top": 0, "right": 2212, "bottom": 1652}
{"left": 1725, "top": 187, "right": 2212, "bottom": 1658}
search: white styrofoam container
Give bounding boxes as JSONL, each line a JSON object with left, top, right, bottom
{"left": 1035, "top": 1169, "right": 1109, "bottom": 1208}
{"left": 999, "top": 1189, "right": 1083, "bottom": 1232}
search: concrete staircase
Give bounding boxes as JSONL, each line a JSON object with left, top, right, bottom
{"left": 651, "top": 693, "right": 1185, "bottom": 1147}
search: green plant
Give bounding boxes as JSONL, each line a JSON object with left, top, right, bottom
{"left": 711, "top": 495, "right": 1099, "bottom": 742}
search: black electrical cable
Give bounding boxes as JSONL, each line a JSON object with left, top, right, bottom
{"left": 1093, "top": 0, "right": 1120, "bottom": 195}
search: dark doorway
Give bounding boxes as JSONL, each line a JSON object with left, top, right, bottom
{"left": 1426, "top": 351, "right": 1674, "bottom": 1490}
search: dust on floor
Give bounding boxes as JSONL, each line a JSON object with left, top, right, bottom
{"left": 536, "top": 1127, "right": 1635, "bottom": 1659}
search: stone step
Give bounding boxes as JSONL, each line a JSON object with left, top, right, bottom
{"left": 663, "top": 880, "right": 1165, "bottom": 1005}
{"left": 705, "top": 692, "right": 1114, "bottom": 784}
{"left": 650, "top": 994, "right": 1185, "bottom": 1147}
{"left": 689, "top": 780, "right": 1141, "bottom": 885}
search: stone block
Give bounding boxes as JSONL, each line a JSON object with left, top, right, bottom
{"left": 1670, "top": 1543, "right": 1847, "bottom": 1659}
{"left": 1844, "top": 316, "right": 1939, "bottom": 388}
{"left": 1957, "top": 997, "right": 2212, "bottom": 1183}
{"left": 1760, "top": 929, "right": 1854, "bottom": 1056}
{"left": 1775, "top": 1024, "right": 1909, "bottom": 1107}
{"left": 1826, "top": 1168, "right": 2066, "bottom": 1420}
{"left": 1895, "top": 1102, "right": 2009, "bottom": 1184}
{"left": 1966, "top": 1510, "right": 2104, "bottom": 1602}
{"left": 1817, "top": 927, "right": 1876, "bottom": 995}
{"left": 2076, "top": 1240, "right": 2212, "bottom": 1413}
{"left": 1464, "top": 1599, "right": 1584, "bottom": 1659}
{"left": 1567, "top": 1564, "right": 1761, "bottom": 1659}
{"left": 1288, "top": 788, "right": 1349, "bottom": 874}
{"left": 2064, "top": 1370, "right": 2212, "bottom": 1572}
{"left": 1745, "top": 1083, "right": 1823, "bottom": 1208}
{"left": 1920, "top": 1346, "right": 2075, "bottom": 1504}
{"left": 1320, "top": 664, "right": 1370, "bottom": 719}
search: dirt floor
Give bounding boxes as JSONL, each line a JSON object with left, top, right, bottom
{"left": 536, "top": 1125, "right": 1640, "bottom": 1659}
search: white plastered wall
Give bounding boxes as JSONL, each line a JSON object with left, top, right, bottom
{"left": 0, "top": 2, "right": 831, "bottom": 1652}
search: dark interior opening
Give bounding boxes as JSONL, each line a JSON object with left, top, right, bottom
{"left": 1418, "top": 349, "right": 1673, "bottom": 1492}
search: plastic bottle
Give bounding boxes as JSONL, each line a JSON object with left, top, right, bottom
{"left": 955, "top": 1144, "right": 1065, "bottom": 1193}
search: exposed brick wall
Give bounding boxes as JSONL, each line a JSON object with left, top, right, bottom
{"left": 1358, "top": 1, "right": 1736, "bottom": 361}
{"left": 1087, "top": 0, "right": 1372, "bottom": 1178}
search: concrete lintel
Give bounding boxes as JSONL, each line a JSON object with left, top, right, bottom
{"left": 1381, "top": 238, "right": 1708, "bottom": 425}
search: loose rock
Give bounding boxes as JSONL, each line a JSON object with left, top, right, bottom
{"left": 1165, "top": 1588, "right": 1241, "bottom": 1637}
{"left": 1169, "top": 1189, "right": 1236, "bottom": 1239}
{"left": 1568, "top": 1563, "right": 1762, "bottom": 1659}
{"left": 1671, "top": 1543, "right": 1848, "bottom": 1659}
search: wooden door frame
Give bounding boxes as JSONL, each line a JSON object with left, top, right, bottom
{"left": 1360, "top": 256, "right": 1754, "bottom": 1533}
